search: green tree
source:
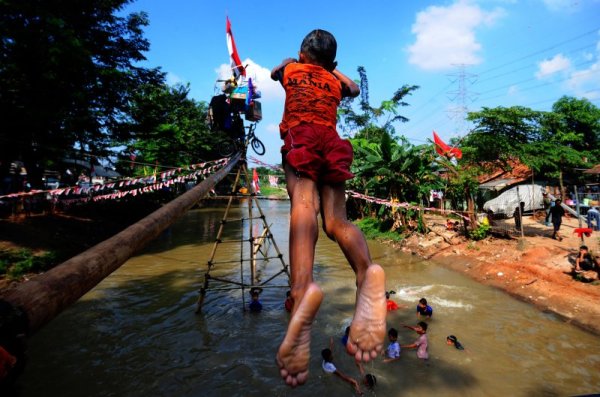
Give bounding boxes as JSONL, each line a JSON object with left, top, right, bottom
{"left": 525, "top": 97, "right": 600, "bottom": 193}
{"left": 338, "top": 66, "right": 419, "bottom": 141}
{"left": 463, "top": 106, "right": 543, "bottom": 169}
{"left": 120, "top": 83, "right": 213, "bottom": 174}
{"left": 0, "top": 0, "right": 162, "bottom": 185}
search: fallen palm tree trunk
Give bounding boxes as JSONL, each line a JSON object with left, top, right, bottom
{"left": 2, "top": 154, "right": 240, "bottom": 336}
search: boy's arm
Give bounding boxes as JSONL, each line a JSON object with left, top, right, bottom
{"left": 383, "top": 356, "right": 400, "bottom": 363}
{"left": 400, "top": 343, "right": 417, "bottom": 349}
{"left": 332, "top": 69, "right": 360, "bottom": 98}
{"left": 334, "top": 370, "right": 361, "bottom": 393}
{"left": 271, "top": 58, "right": 297, "bottom": 80}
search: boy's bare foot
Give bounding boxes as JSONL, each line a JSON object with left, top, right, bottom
{"left": 346, "top": 264, "right": 387, "bottom": 362}
{"left": 276, "top": 282, "right": 323, "bottom": 387}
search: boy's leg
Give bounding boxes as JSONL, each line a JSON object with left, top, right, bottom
{"left": 319, "top": 183, "right": 387, "bottom": 362}
{"left": 276, "top": 164, "right": 322, "bottom": 387}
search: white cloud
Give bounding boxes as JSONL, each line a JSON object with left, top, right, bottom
{"left": 166, "top": 72, "right": 184, "bottom": 86}
{"left": 265, "top": 123, "right": 280, "bottom": 134}
{"left": 408, "top": 0, "right": 505, "bottom": 71}
{"left": 535, "top": 54, "right": 572, "bottom": 79}
{"left": 562, "top": 36, "right": 600, "bottom": 99}
{"left": 215, "top": 58, "right": 284, "bottom": 102}
{"left": 566, "top": 62, "right": 600, "bottom": 99}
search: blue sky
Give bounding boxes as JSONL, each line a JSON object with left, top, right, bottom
{"left": 124, "top": 0, "right": 600, "bottom": 166}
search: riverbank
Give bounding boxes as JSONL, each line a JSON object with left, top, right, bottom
{"left": 1, "top": 203, "right": 599, "bottom": 336}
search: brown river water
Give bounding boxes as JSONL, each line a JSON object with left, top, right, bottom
{"left": 16, "top": 200, "right": 600, "bottom": 396}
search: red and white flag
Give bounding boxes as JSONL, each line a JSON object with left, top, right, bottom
{"left": 433, "top": 131, "right": 462, "bottom": 160}
{"left": 226, "top": 16, "right": 246, "bottom": 79}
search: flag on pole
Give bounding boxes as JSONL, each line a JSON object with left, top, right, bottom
{"left": 433, "top": 131, "right": 462, "bottom": 159}
{"left": 252, "top": 168, "right": 261, "bottom": 194}
{"left": 226, "top": 16, "right": 246, "bottom": 79}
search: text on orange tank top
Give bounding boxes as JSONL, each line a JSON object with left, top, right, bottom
{"left": 280, "top": 63, "right": 342, "bottom": 132}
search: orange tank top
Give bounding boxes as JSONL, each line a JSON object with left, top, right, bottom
{"left": 279, "top": 63, "right": 342, "bottom": 133}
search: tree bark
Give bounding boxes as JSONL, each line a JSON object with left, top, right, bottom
{"left": 1, "top": 155, "right": 240, "bottom": 335}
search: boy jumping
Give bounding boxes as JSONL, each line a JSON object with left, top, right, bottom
{"left": 271, "top": 29, "right": 387, "bottom": 387}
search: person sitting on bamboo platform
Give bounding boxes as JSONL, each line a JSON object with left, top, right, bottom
{"left": 271, "top": 29, "right": 387, "bottom": 388}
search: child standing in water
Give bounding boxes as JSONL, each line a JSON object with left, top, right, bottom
{"left": 416, "top": 297, "right": 433, "bottom": 318}
{"left": 401, "top": 322, "right": 429, "bottom": 361}
{"left": 383, "top": 327, "right": 401, "bottom": 363}
{"left": 271, "top": 29, "right": 387, "bottom": 387}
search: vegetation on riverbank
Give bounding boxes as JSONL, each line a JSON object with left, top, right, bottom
{"left": 0, "top": 249, "right": 57, "bottom": 280}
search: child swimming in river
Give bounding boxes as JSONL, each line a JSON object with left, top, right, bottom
{"left": 416, "top": 298, "right": 433, "bottom": 318}
{"left": 447, "top": 335, "right": 465, "bottom": 351}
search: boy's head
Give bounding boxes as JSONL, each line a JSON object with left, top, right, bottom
{"left": 418, "top": 298, "right": 428, "bottom": 307}
{"left": 363, "top": 373, "right": 377, "bottom": 389}
{"left": 388, "top": 327, "right": 398, "bottom": 341}
{"left": 417, "top": 321, "right": 428, "bottom": 333}
{"left": 299, "top": 29, "right": 337, "bottom": 71}
{"left": 321, "top": 348, "right": 333, "bottom": 362}
{"left": 580, "top": 245, "right": 588, "bottom": 252}
{"left": 250, "top": 288, "right": 261, "bottom": 300}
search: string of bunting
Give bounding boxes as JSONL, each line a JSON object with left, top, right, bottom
{"left": 345, "top": 190, "right": 470, "bottom": 221}
{"left": 248, "top": 156, "right": 469, "bottom": 220}
{"left": 0, "top": 158, "right": 230, "bottom": 201}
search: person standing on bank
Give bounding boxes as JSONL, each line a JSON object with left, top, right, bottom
{"left": 548, "top": 198, "right": 565, "bottom": 241}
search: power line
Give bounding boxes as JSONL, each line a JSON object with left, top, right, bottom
{"left": 478, "top": 67, "right": 600, "bottom": 103}
{"left": 478, "top": 58, "right": 597, "bottom": 97}
{"left": 477, "top": 42, "right": 598, "bottom": 85}
{"left": 477, "top": 26, "right": 600, "bottom": 76}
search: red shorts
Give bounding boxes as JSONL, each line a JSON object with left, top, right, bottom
{"left": 281, "top": 123, "right": 354, "bottom": 184}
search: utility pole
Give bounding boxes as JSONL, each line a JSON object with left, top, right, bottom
{"left": 446, "top": 64, "right": 478, "bottom": 136}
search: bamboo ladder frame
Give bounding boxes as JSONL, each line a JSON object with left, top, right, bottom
{"left": 195, "top": 151, "right": 289, "bottom": 313}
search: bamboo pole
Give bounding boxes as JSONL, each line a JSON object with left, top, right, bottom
{"left": 2, "top": 155, "right": 240, "bottom": 335}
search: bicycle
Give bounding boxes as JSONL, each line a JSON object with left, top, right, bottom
{"left": 217, "top": 119, "right": 265, "bottom": 157}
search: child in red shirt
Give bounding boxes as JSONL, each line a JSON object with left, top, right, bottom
{"left": 271, "top": 29, "right": 387, "bottom": 388}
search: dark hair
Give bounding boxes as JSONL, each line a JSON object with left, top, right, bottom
{"left": 419, "top": 298, "right": 427, "bottom": 305}
{"left": 447, "top": 335, "right": 464, "bottom": 350}
{"left": 388, "top": 328, "right": 398, "bottom": 338}
{"left": 365, "top": 373, "right": 377, "bottom": 388}
{"left": 581, "top": 245, "right": 588, "bottom": 250}
{"left": 321, "top": 348, "right": 333, "bottom": 362}
{"left": 418, "top": 321, "right": 428, "bottom": 331}
{"left": 286, "top": 290, "right": 291, "bottom": 297}
{"left": 300, "top": 29, "right": 337, "bottom": 70}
